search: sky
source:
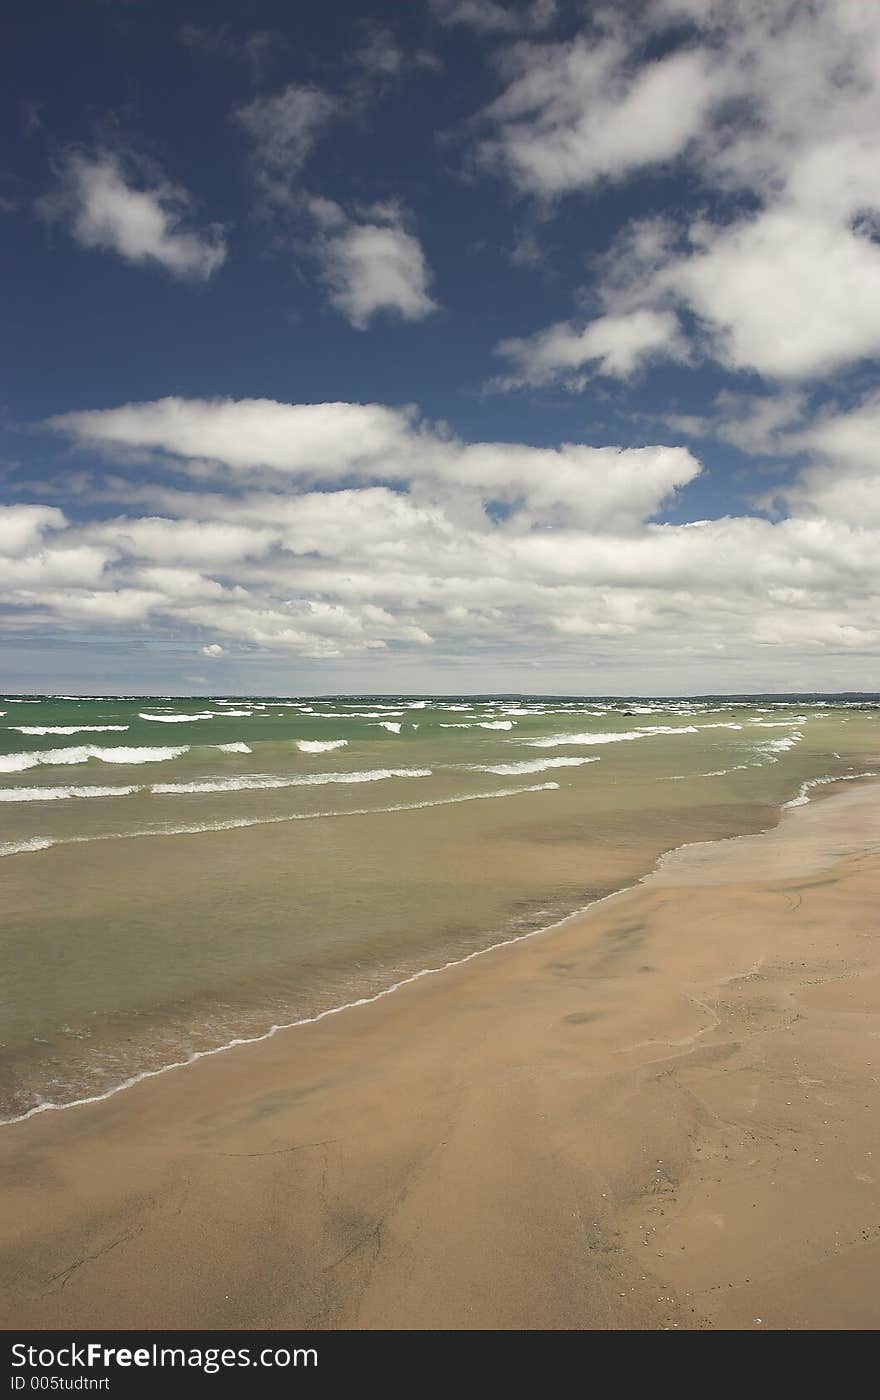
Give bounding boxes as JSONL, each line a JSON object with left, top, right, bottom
{"left": 2, "top": 0, "right": 879, "bottom": 696}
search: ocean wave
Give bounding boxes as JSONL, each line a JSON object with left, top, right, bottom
{"left": 0, "top": 837, "right": 55, "bottom": 856}
{"left": 478, "top": 720, "right": 514, "bottom": 730}
{"left": 334, "top": 711, "right": 404, "bottom": 719}
{"left": 467, "top": 756, "right": 600, "bottom": 776}
{"left": 150, "top": 767, "right": 432, "bottom": 795}
{"left": 0, "top": 781, "right": 561, "bottom": 860}
{"left": 0, "top": 745, "right": 188, "bottom": 772}
{"left": 783, "top": 770, "right": 879, "bottom": 808}
{"left": 0, "top": 784, "right": 140, "bottom": 803}
{"left": 756, "top": 734, "right": 803, "bottom": 756}
{"left": 138, "top": 712, "right": 215, "bottom": 723}
{"left": 373, "top": 721, "right": 402, "bottom": 733}
{"left": 297, "top": 739, "right": 349, "bottom": 753}
{"left": 212, "top": 742, "right": 252, "bottom": 754}
{"left": 11, "top": 725, "right": 129, "bottom": 735}
{"left": 750, "top": 718, "right": 808, "bottom": 727}
{"left": 527, "top": 725, "right": 698, "bottom": 748}
{"left": 659, "top": 765, "right": 750, "bottom": 781}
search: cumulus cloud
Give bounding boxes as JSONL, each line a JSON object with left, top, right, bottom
{"left": 431, "top": 0, "right": 557, "bottom": 35}
{"left": 478, "top": 30, "right": 718, "bottom": 196}
{"left": 674, "top": 210, "right": 880, "bottom": 379}
{"left": 40, "top": 150, "right": 227, "bottom": 279}
{"left": 235, "top": 83, "right": 340, "bottom": 209}
{"left": 5, "top": 391, "right": 868, "bottom": 682}
{"left": 494, "top": 308, "right": 687, "bottom": 388}
{"left": 480, "top": 1, "right": 880, "bottom": 384}
{"left": 49, "top": 397, "right": 419, "bottom": 477}
{"left": 767, "top": 394, "right": 880, "bottom": 528}
{"left": 48, "top": 395, "right": 696, "bottom": 531}
{"left": 307, "top": 199, "right": 438, "bottom": 329}
{"left": 0, "top": 504, "right": 66, "bottom": 556}
{"left": 235, "top": 91, "right": 437, "bottom": 328}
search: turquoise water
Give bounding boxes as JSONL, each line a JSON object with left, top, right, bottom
{"left": 1, "top": 693, "right": 878, "bottom": 1119}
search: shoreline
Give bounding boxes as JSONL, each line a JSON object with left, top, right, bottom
{"left": 3, "top": 776, "right": 880, "bottom": 1328}
{"left": 4, "top": 766, "right": 875, "bottom": 1130}
{"left": 6, "top": 767, "right": 867, "bottom": 1125}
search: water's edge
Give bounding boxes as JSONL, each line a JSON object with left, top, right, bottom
{"left": 6, "top": 766, "right": 877, "bottom": 1131}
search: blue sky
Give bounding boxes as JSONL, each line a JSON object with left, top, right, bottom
{"left": 2, "top": 0, "right": 879, "bottom": 694}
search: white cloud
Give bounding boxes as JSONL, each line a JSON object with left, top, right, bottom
{"left": 48, "top": 395, "right": 697, "bottom": 531}
{"left": 15, "top": 390, "right": 875, "bottom": 684}
{"left": 770, "top": 394, "right": 880, "bottom": 527}
{"left": 431, "top": 0, "right": 557, "bottom": 35}
{"left": 479, "top": 34, "right": 718, "bottom": 196}
{"left": 0, "top": 504, "right": 66, "bottom": 556}
{"left": 310, "top": 201, "right": 438, "bottom": 329}
{"left": 88, "top": 516, "right": 277, "bottom": 566}
{"left": 50, "top": 397, "right": 418, "bottom": 477}
{"left": 201, "top": 642, "right": 224, "bottom": 657}
{"left": 789, "top": 395, "right": 880, "bottom": 476}
{"left": 495, "top": 308, "right": 687, "bottom": 387}
{"left": 710, "top": 391, "right": 807, "bottom": 457}
{"left": 41, "top": 151, "right": 227, "bottom": 279}
{"left": 674, "top": 209, "right": 880, "bottom": 379}
{"left": 479, "top": 2, "right": 880, "bottom": 383}
{"left": 235, "top": 84, "right": 340, "bottom": 209}
{"left": 6, "top": 455, "right": 880, "bottom": 680}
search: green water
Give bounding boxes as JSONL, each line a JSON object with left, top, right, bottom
{"left": 1, "top": 693, "right": 878, "bottom": 1119}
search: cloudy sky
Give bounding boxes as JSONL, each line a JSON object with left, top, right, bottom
{"left": 2, "top": 0, "right": 879, "bottom": 695}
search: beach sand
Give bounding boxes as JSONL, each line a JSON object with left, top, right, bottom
{"left": 2, "top": 780, "right": 879, "bottom": 1331}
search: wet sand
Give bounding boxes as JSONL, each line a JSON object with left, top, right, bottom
{"left": 2, "top": 780, "right": 879, "bottom": 1330}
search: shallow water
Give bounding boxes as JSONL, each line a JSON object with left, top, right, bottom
{"left": 1, "top": 692, "right": 878, "bottom": 1118}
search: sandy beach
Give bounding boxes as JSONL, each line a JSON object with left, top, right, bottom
{"left": 2, "top": 778, "right": 879, "bottom": 1331}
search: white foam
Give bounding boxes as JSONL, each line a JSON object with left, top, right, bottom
{"left": 374, "top": 721, "right": 402, "bottom": 733}
{"left": 750, "top": 718, "right": 808, "bottom": 727}
{"left": 783, "top": 770, "right": 879, "bottom": 808}
{"left": 138, "top": 712, "right": 215, "bottom": 723}
{"left": 0, "top": 837, "right": 55, "bottom": 856}
{"left": 212, "top": 742, "right": 252, "bottom": 754}
{"left": 468, "top": 756, "right": 600, "bottom": 776}
{"left": 0, "top": 745, "right": 188, "bottom": 771}
{"left": 0, "top": 784, "right": 140, "bottom": 803}
{"left": 12, "top": 725, "right": 129, "bottom": 735}
{"left": 660, "top": 765, "right": 750, "bottom": 781}
{"left": 334, "top": 711, "right": 404, "bottom": 719}
{"left": 150, "top": 766, "right": 432, "bottom": 795}
{"left": 527, "top": 725, "right": 698, "bottom": 748}
{"left": 757, "top": 734, "right": 803, "bottom": 756}
{"left": 478, "top": 720, "right": 514, "bottom": 730}
{"left": 697, "top": 722, "right": 743, "bottom": 730}
{"left": 0, "top": 780, "right": 561, "bottom": 863}
{"left": 297, "top": 739, "right": 349, "bottom": 753}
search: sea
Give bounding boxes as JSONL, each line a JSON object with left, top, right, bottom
{"left": 1, "top": 692, "right": 877, "bottom": 1122}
